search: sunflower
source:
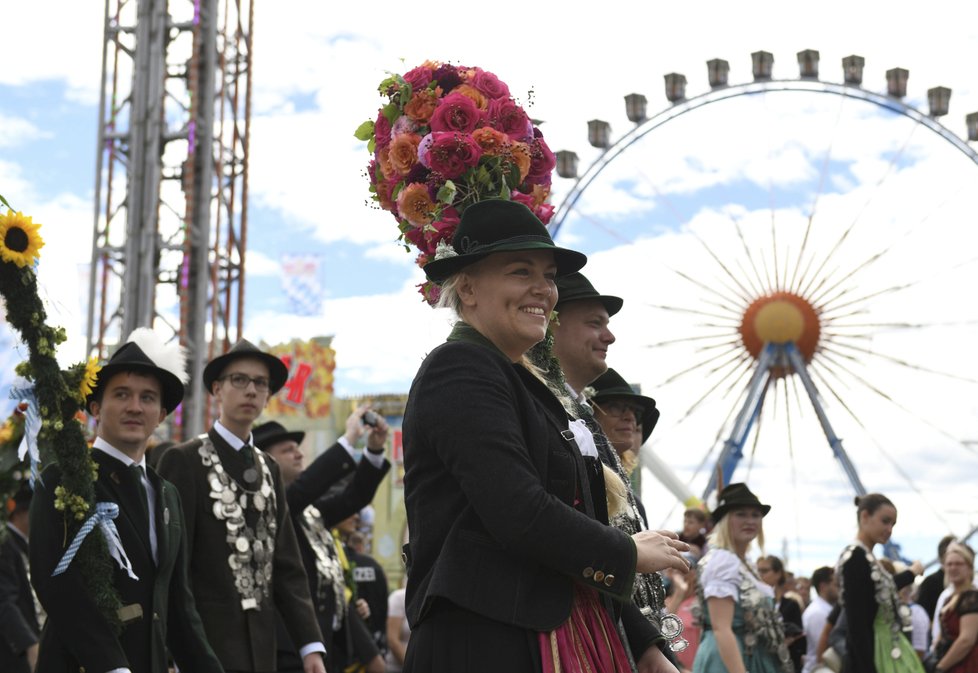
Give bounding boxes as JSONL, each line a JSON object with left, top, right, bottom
{"left": 78, "top": 357, "right": 101, "bottom": 401}
{"left": 0, "top": 211, "right": 44, "bottom": 268}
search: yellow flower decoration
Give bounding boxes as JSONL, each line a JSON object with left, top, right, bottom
{"left": 79, "top": 357, "right": 101, "bottom": 401}
{"left": 0, "top": 211, "right": 44, "bottom": 268}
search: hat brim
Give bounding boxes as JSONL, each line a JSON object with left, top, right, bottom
{"left": 556, "top": 293, "right": 624, "bottom": 317}
{"left": 87, "top": 362, "right": 185, "bottom": 414}
{"left": 592, "top": 390, "right": 660, "bottom": 444}
{"left": 203, "top": 351, "right": 289, "bottom": 395}
{"left": 256, "top": 430, "right": 305, "bottom": 451}
{"left": 424, "top": 243, "right": 587, "bottom": 284}
{"left": 710, "top": 502, "right": 772, "bottom": 523}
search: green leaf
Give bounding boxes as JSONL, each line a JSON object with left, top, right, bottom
{"left": 499, "top": 182, "right": 511, "bottom": 200}
{"left": 436, "top": 180, "right": 457, "bottom": 205}
{"left": 353, "top": 120, "right": 375, "bottom": 141}
{"left": 367, "top": 137, "right": 375, "bottom": 154}
{"left": 382, "top": 102, "right": 400, "bottom": 126}
{"left": 0, "top": 193, "right": 11, "bottom": 210}
{"left": 391, "top": 181, "right": 404, "bottom": 201}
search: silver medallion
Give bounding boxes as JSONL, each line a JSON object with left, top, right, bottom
{"left": 235, "top": 536, "right": 249, "bottom": 552}
{"left": 254, "top": 493, "right": 266, "bottom": 511}
{"left": 221, "top": 489, "right": 236, "bottom": 504}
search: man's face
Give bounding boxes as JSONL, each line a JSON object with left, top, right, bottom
{"left": 336, "top": 513, "right": 360, "bottom": 537}
{"left": 552, "top": 299, "right": 615, "bottom": 389}
{"left": 212, "top": 357, "right": 271, "bottom": 427}
{"left": 265, "top": 439, "right": 303, "bottom": 484}
{"left": 91, "top": 371, "right": 166, "bottom": 458}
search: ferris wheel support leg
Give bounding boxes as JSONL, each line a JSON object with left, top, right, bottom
{"left": 784, "top": 344, "right": 868, "bottom": 497}
{"left": 703, "top": 344, "right": 776, "bottom": 500}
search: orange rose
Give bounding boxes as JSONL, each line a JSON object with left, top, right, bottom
{"left": 472, "top": 127, "right": 510, "bottom": 156}
{"left": 404, "top": 88, "right": 440, "bottom": 123}
{"left": 454, "top": 84, "right": 488, "bottom": 110}
{"left": 377, "top": 146, "right": 392, "bottom": 180}
{"left": 508, "top": 141, "right": 532, "bottom": 181}
{"left": 531, "top": 183, "right": 551, "bottom": 207}
{"left": 386, "top": 133, "right": 422, "bottom": 176}
{"left": 396, "top": 183, "right": 437, "bottom": 227}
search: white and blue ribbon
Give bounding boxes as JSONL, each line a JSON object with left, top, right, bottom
{"left": 52, "top": 502, "right": 139, "bottom": 580}
{"left": 9, "top": 383, "right": 41, "bottom": 486}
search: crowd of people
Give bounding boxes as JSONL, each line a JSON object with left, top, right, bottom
{"left": 0, "top": 197, "right": 975, "bottom": 673}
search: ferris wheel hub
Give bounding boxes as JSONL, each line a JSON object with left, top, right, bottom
{"left": 740, "top": 292, "right": 820, "bottom": 363}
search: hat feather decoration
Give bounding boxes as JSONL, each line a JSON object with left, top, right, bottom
{"left": 126, "top": 327, "right": 189, "bottom": 384}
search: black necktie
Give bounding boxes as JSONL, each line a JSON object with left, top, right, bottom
{"left": 129, "top": 464, "right": 150, "bottom": 525}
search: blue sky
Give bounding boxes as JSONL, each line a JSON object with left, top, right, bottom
{"left": 3, "top": 0, "right": 978, "bottom": 572}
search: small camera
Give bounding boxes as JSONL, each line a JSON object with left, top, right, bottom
{"left": 362, "top": 410, "right": 380, "bottom": 427}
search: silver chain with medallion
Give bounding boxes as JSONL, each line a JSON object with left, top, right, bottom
{"left": 302, "top": 504, "right": 347, "bottom": 628}
{"left": 198, "top": 434, "right": 277, "bottom": 611}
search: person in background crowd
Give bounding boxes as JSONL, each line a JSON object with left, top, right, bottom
{"left": 793, "top": 577, "right": 812, "bottom": 611}
{"left": 385, "top": 578, "right": 410, "bottom": 673}
{"left": 339, "top": 513, "right": 390, "bottom": 664}
{"left": 837, "top": 493, "right": 923, "bottom": 673}
{"left": 158, "top": 339, "right": 325, "bottom": 673}
{"left": 679, "top": 509, "right": 709, "bottom": 557}
{"left": 931, "top": 541, "right": 978, "bottom": 673}
{"left": 664, "top": 552, "right": 701, "bottom": 673}
{"left": 758, "top": 555, "right": 805, "bottom": 672}
{"left": 31, "top": 329, "right": 223, "bottom": 673}
{"left": 895, "top": 568, "right": 930, "bottom": 658}
{"left": 801, "top": 566, "right": 837, "bottom": 673}
{"left": 400, "top": 199, "right": 689, "bottom": 672}
{"left": 254, "top": 409, "right": 390, "bottom": 673}
{"left": 0, "top": 482, "right": 40, "bottom": 673}
{"left": 918, "top": 535, "right": 957, "bottom": 621}
{"left": 692, "top": 483, "right": 791, "bottom": 673}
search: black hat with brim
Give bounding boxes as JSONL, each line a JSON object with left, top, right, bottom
{"left": 590, "top": 368, "right": 660, "bottom": 444}
{"left": 710, "top": 482, "right": 771, "bottom": 523}
{"left": 555, "top": 272, "right": 623, "bottom": 317}
{"left": 203, "top": 339, "right": 289, "bottom": 395}
{"left": 252, "top": 420, "right": 305, "bottom": 452}
{"left": 88, "top": 342, "right": 185, "bottom": 414}
{"left": 423, "top": 199, "right": 587, "bottom": 284}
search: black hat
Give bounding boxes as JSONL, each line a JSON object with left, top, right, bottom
{"left": 203, "top": 339, "right": 289, "bottom": 395}
{"left": 422, "top": 199, "right": 587, "bottom": 284}
{"left": 590, "top": 368, "right": 660, "bottom": 444}
{"left": 555, "top": 272, "right": 623, "bottom": 317}
{"left": 88, "top": 329, "right": 187, "bottom": 414}
{"left": 252, "top": 420, "right": 305, "bottom": 452}
{"left": 711, "top": 482, "right": 771, "bottom": 523}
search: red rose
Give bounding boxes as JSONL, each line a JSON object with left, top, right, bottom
{"left": 429, "top": 92, "right": 485, "bottom": 134}
{"left": 374, "top": 110, "right": 392, "bottom": 151}
{"left": 424, "top": 207, "right": 459, "bottom": 250}
{"left": 418, "top": 132, "right": 483, "bottom": 179}
{"left": 511, "top": 190, "right": 554, "bottom": 225}
{"left": 471, "top": 69, "right": 510, "bottom": 100}
{"left": 488, "top": 98, "right": 533, "bottom": 141}
{"left": 403, "top": 66, "right": 434, "bottom": 93}
{"left": 526, "top": 135, "right": 556, "bottom": 185}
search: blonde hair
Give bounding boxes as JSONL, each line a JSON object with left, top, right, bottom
{"left": 945, "top": 542, "right": 975, "bottom": 570}
{"left": 707, "top": 508, "right": 765, "bottom": 554}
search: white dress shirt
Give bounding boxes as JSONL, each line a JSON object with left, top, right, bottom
{"left": 801, "top": 594, "right": 834, "bottom": 673}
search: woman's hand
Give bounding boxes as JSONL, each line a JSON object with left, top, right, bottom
{"left": 637, "top": 644, "right": 679, "bottom": 673}
{"left": 633, "top": 530, "right": 690, "bottom": 574}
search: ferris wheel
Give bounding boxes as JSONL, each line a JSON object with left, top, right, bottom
{"left": 549, "top": 49, "right": 978, "bottom": 561}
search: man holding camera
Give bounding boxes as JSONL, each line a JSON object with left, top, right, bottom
{"left": 254, "top": 407, "right": 390, "bottom": 673}
{"left": 158, "top": 340, "right": 326, "bottom": 673}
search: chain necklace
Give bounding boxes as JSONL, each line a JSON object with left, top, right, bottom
{"left": 301, "top": 504, "right": 347, "bottom": 629}
{"left": 198, "top": 434, "right": 277, "bottom": 611}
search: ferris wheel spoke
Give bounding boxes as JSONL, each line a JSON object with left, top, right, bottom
{"left": 690, "top": 229, "right": 761, "bottom": 302}
{"left": 825, "top": 340, "right": 978, "bottom": 384}
{"left": 824, "top": 319, "right": 978, "bottom": 331}
{"left": 733, "top": 218, "right": 771, "bottom": 297}
{"left": 668, "top": 265, "right": 752, "bottom": 309}
{"left": 814, "top": 353, "right": 978, "bottom": 456}
{"left": 573, "top": 210, "right": 635, "bottom": 245}
{"left": 645, "top": 302, "right": 741, "bottom": 323}
{"left": 656, "top": 345, "right": 746, "bottom": 390}
{"left": 646, "top": 333, "right": 740, "bottom": 348}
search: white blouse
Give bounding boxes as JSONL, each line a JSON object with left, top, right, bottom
{"left": 700, "top": 548, "right": 774, "bottom": 602}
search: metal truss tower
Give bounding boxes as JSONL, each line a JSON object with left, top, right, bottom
{"left": 87, "top": 0, "right": 254, "bottom": 438}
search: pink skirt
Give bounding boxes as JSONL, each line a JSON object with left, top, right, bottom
{"left": 539, "top": 585, "right": 633, "bottom": 673}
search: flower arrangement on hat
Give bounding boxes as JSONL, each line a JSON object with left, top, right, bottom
{"left": 355, "top": 60, "right": 557, "bottom": 304}
{"left": 0, "top": 193, "right": 123, "bottom": 628}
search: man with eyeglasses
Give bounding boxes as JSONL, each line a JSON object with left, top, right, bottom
{"left": 158, "top": 340, "right": 326, "bottom": 673}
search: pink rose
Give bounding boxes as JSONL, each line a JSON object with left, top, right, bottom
{"left": 418, "top": 132, "right": 483, "bottom": 179}
{"left": 374, "top": 110, "right": 392, "bottom": 151}
{"left": 511, "top": 190, "right": 554, "bottom": 225}
{"left": 424, "top": 207, "right": 459, "bottom": 250}
{"left": 471, "top": 69, "right": 510, "bottom": 100}
{"left": 418, "top": 281, "right": 441, "bottom": 306}
{"left": 526, "top": 135, "right": 556, "bottom": 185}
{"left": 488, "top": 98, "right": 533, "bottom": 141}
{"left": 403, "top": 66, "right": 433, "bottom": 93}
{"left": 429, "top": 92, "right": 485, "bottom": 134}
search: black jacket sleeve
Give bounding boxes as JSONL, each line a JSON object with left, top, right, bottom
{"left": 842, "top": 547, "right": 878, "bottom": 673}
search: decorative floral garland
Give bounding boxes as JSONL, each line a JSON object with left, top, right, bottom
{"left": 0, "top": 195, "right": 121, "bottom": 628}
{"left": 356, "top": 60, "right": 557, "bottom": 304}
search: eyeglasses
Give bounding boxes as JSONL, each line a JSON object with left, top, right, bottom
{"left": 596, "top": 400, "right": 644, "bottom": 418}
{"left": 219, "top": 373, "right": 271, "bottom": 392}
{"left": 757, "top": 566, "right": 774, "bottom": 574}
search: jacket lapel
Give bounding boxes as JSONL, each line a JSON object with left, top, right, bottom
{"left": 94, "top": 450, "right": 154, "bottom": 563}
{"left": 147, "top": 466, "right": 172, "bottom": 571}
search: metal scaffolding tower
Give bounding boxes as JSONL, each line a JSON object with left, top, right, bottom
{"left": 87, "top": 0, "right": 253, "bottom": 438}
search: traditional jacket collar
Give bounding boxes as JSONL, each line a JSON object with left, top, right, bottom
{"left": 214, "top": 419, "right": 254, "bottom": 451}
{"left": 446, "top": 321, "right": 510, "bottom": 360}
{"left": 93, "top": 436, "right": 147, "bottom": 470}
